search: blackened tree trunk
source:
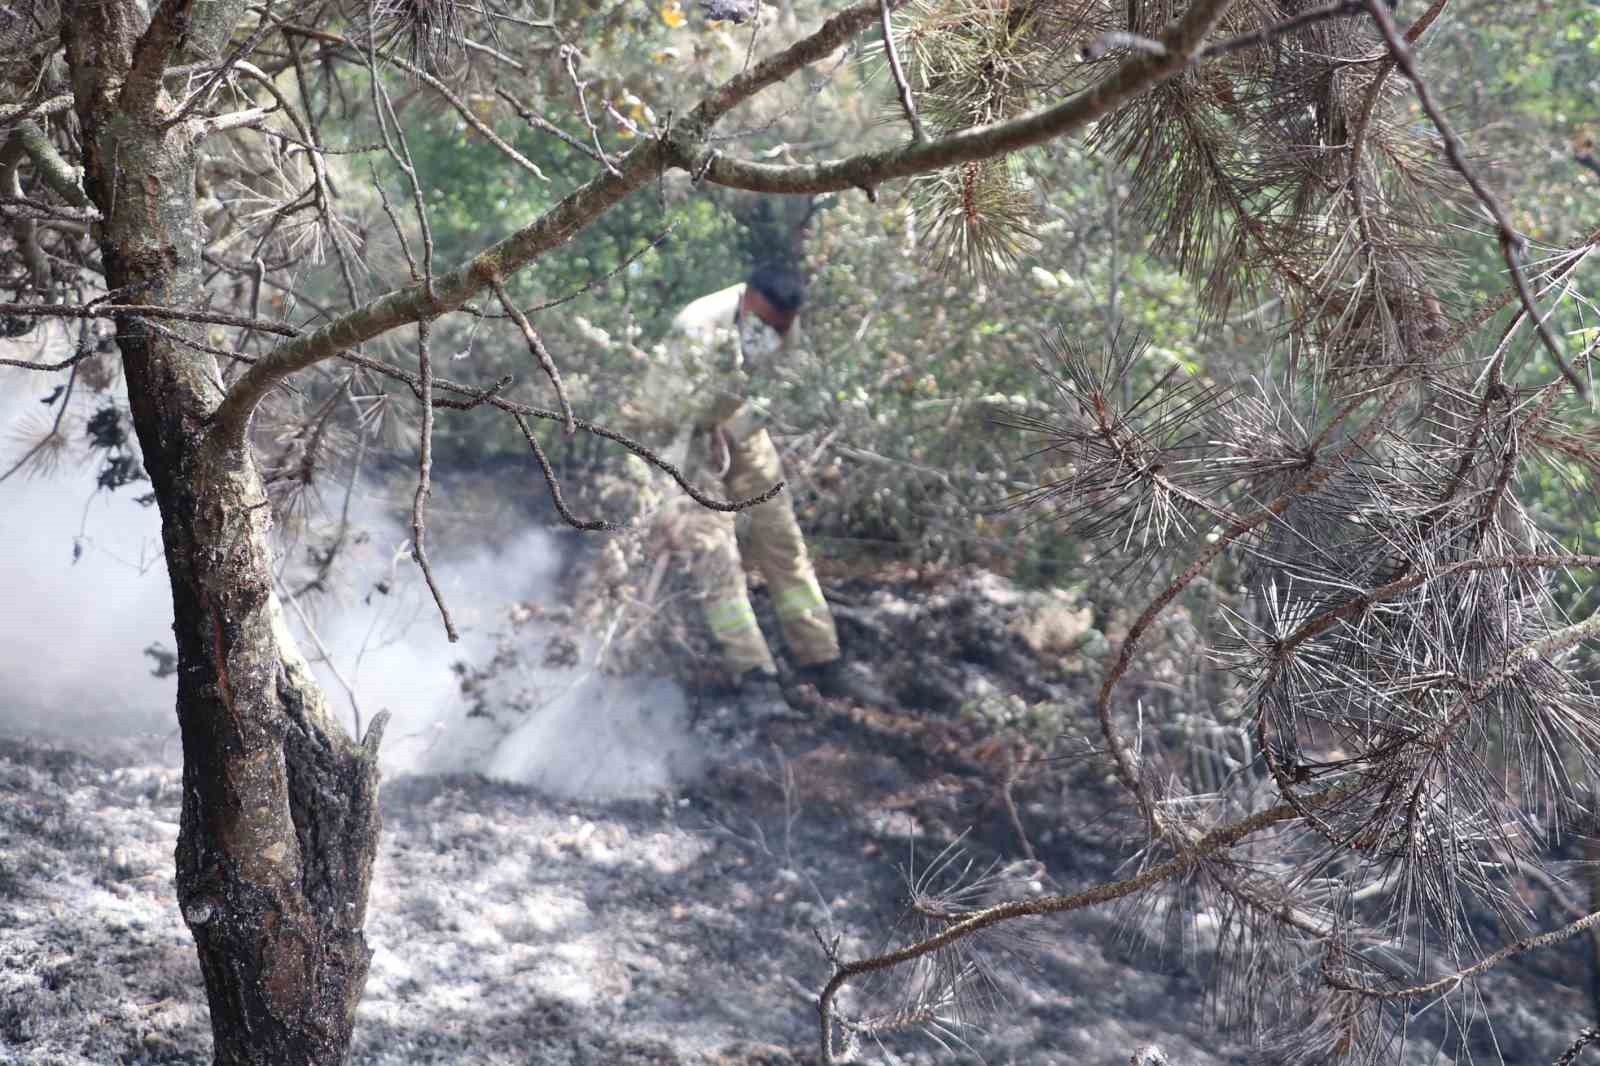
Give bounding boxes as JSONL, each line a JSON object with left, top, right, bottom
{"left": 62, "top": 3, "right": 386, "bottom": 1062}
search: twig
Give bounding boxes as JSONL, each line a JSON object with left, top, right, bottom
{"left": 510, "top": 412, "right": 613, "bottom": 531}
{"left": 190, "top": 105, "right": 278, "bottom": 141}
{"left": 371, "top": 162, "right": 419, "bottom": 279}
{"left": 1198, "top": 0, "right": 1362, "bottom": 58}
{"left": 410, "top": 318, "right": 458, "bottom": 642}
{"left": 562, "top": 44, "right": 620, "bottom": 176}
{"left": 0, "top": 300, "right": 298, "bottom": 337}
{"left": 817, "top": 787, "right": 1345, "bottom": 1062}
{"left": 292, "top": 403, "right": 370, "bottom": 598}
{"left": 1001, "top": 749, "right": 1038, "bottom": 864}
{"left": 489, "top": 275, "right": 574, "bottom": 434}
{"left": 1362, "top": 0, "right": 1583, "bottom": 395}
{"left": 1326, "top": 905, "right": 1600, "bottom": 1002}
{"left": 136, "top": 316, "right": 256, "bottom": 364}
{"left": 365, "top": 16, "right": 437, "bottom": 298}
{"left": 525, "top": 227, "right": 672, "bottom": 313}
{"left": 1555, "top": 1028, "right": 1600, "bottom": 1066}
{"left": 1276, "top": 553, "right": 1600, "bottom": 662}
{"left": 494, "top": 87, "right": 608, "bottom": 165}
{"left": 878, "top": 0, "right": 924, "bottom": 141}
{"left": 328, "top": 346, "right": 781, "bottom": 513}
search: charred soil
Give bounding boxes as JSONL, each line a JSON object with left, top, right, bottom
{"left": 1, "top": 568, "right": 1594, "bottom": 1065}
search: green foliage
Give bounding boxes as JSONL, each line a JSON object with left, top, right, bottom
{"left": 327, "top": 0, "right": 1600, "bottom": 600}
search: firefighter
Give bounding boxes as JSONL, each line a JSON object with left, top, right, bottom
{"left": 622, "top": 263, "right": 886, "bottom": 713}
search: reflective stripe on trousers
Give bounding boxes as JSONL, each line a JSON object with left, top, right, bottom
{"left": 727, "top": 429, "right": 839, "bottom": 668}
{"left": 772, "top": 579, "right": 827, "bottom": 620}
{"left": 664, "top": 428, "right": 840, "bottom": 674}
{"left": 705, "top": 598, "right": 759, "bottom": 637}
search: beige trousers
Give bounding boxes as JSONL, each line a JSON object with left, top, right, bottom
{"left": 669, "top": 429, "right": 840, "bottom": 676}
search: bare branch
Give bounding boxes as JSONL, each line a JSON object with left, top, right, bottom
{"left": 167, "top": 1, "right": 285, "bottom": 125}
{"left": 562, "top": 44, "right": 620, "bottom": 176}
{"left": 408, "top": 318, "right": 457, "bottom": 643}
{"left": 878, "top": 0, "right": 924, "bottom": 142}
{"left": 1326, "top": 906, "right": 1600, "bottom": 1002}
{"left": 329, "top": 347, "right": 782, "bottom": 513}
{"left": 510, "top": 412, "right": 614, "bottom": 531}
{"left": 495, "top": 87, "right": 608, "bottom": 165}
{"left": 489, "top": 275, "right": 574, "bottom": 434}
{"left": 681, "top": 0, "right": 1241, "bottom": 194}
{"left": 0, "top": 300, "right": 297, "bottom": 338}
{"left": 191, "top": 104, "right": 277, "bottom": 141}
{"left": 1198, "top": 0, "right": 1362, "bottom": 59}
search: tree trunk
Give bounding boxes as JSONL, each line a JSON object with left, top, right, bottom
{"left": 64, "top": 4, "right": 386, "bottom": 1063}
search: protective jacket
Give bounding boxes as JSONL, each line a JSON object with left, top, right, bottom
{"left": 624, "top": 282, "right": 840, "bottom": 675}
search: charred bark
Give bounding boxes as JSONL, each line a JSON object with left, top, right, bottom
{"left": 63, "top": 2, "right": 386, "bottom": 1063}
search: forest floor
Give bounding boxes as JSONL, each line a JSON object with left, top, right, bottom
{"left": 1, "top": 566, "right": 1595, "bottom": 1066}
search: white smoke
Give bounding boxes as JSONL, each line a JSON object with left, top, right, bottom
{"left": 0, "top": 356, "right": 701, "bottom": 800}
{"left": 0, "top": 364, "right": 176, "bottom": 735}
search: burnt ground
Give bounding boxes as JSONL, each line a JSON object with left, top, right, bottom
{"left": 2, "top": 567, "right": 1597, "bottom": 1066}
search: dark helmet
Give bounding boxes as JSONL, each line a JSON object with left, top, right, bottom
{"left": 747, "top": 262, "right": 806, "bottom": 317}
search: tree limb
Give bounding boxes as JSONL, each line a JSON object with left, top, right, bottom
{"left": 678, "top": 0, "right": 1240, "bottom": 193}
{"left": 122, "top": 0, "right": 201, "bottom": 116}
{"left": 211, "top": 0, "right": 1238, "bottom": 444}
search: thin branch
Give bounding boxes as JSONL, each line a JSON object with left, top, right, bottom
{"left": 409, "top": 318, "right": 457, "bottom": 642}
{"left": 332, "top": 346, "right": 782, "bottom": 513}
{"left": 524, "top": 227, "right": 671, "bottom": 313}
{"left": 562, "top": 44, "right": 619, "bottom": 176}
{"left": 878, "top": 0, "right": 924, "bottom": 142}
{"left": 1278, "top": 554, "right": 1600, "bottom": 660}
{"left": 1197, "top": 0, "right": 1362, "bottom": 59}
{"left": 510, "top": 412, "right": 614, "bottom": 531}
{"left": 276, "top": 577, "right": 366, "bottom": 736}
{"left": 489, "top": 275, "right": 573, "bottom": 434}
{"left": 379, "top": 41, "right": 550, "bottom": 183}
{"left": 1326, "top": 906, "right": 1600, "bottom": 1002}
{"left": 0, "top": 300, "right": 298, "bottom": 336}
{"left": 682, "top": 0, "right": 1240, "bottom": 193}
{"left": 190, "top": 104, "right": 277, "bottom": 141}
{"left": 495, "top": 87, "right": 607, "bottom": 165}
{"left": 817, "top": 787, "right": 1347, "bottom": 1061}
